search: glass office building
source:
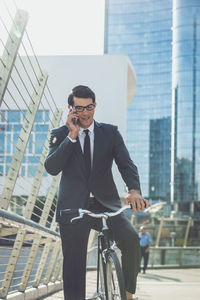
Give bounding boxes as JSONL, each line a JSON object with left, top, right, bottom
{"left": 0, "top": 110, "right": 49, "bottom": 178}
{"left": 105, "top": 0, "right": 172, "bottom": 201}
{"left": 171, "top": 0, "right": 200, "bottom": 205}
{"left": 105, "top": 0, "right": 200, "bottom": 210}
{"left": 149, "top": 117, "right": 171, "bottom": 201}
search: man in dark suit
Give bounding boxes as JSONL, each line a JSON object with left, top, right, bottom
{"left": 44, "top": 85, "right": 148, "bottom": 300}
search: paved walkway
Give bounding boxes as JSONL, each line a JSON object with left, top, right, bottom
{"left": 42, "top": 268, "right": 200, "bottom": 300}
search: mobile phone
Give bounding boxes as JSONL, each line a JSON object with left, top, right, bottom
{"left": 72, "top": 118, "right": 77, "bottom": 125}
{"left": 70, "top": 106, "right": 78, "bottom": 125}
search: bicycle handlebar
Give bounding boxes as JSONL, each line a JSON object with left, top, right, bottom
{"left": 60, "top": 204, "right": 133, "bottom": 223}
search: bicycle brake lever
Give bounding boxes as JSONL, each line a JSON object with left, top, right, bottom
{"left": 71, "top": 213, "right": 84, "bottom": 223}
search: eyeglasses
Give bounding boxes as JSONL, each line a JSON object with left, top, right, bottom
{"left": 74, "top": 103, "right": 95, "bottom": 112}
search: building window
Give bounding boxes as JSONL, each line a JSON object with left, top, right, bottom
{"left": 0, "top": 109, "right": 50, "bottom": 178}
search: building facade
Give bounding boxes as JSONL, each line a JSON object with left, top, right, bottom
{"left": 0, "top": 109, "right": 49, "bottom": 178}
{"left": 171, "top": 0, "right": 200, "bottom": 209}
{"left": 105, "top": 0, "right": 172, "bottom": 202}
{"left": 149, "top": 117, "right": 171, "bottom": 201}
{"left": 105, "top": 0, "right": 200, "bottom": 212}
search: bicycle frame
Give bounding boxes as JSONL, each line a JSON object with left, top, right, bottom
{"left": 60, "top": 204, "right": 132, "bottom": 300}
{"left": 95, "top": 224, "right": 127, "bottom": 300}
{"left": 96, "top": 218, "right": 113, "bottom": 298}
{"left": 90, "top": 208, "right": 129, "bottom": 300}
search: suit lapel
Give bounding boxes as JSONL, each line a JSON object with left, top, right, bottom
{"left": 91, "top": 121, "right": 102, "bottom": 176}
{"left": 64, "top": 125, "right": 86, "bottom": 174}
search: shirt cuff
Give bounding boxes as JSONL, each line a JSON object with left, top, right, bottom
{"left": 67, "top": 136, "right": 77, "bottom": 143}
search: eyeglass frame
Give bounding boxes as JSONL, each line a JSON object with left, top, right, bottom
{"left": 73, "top": 103, "right": 95, "bottom": 112}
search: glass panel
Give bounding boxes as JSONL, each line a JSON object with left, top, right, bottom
{"left": 28, "top": 165, "right": 36, "bottom": 177}
{"left": 7, "top": 111, "right": 20, "bottom": 123}
{"left": 0, "top": 133, "right": 4, "bottom": 154}
{"left": 35, "top": 134, "right": 46, "bottom": 154}
{"left": 6, "top": 134, "right": 11, "bottom": 154}
{"left": 35, "top": 111, "right": 43, "bottom": 122}
{"left": 21, "top": 165, "right": 25, "bottom": 176}
{"left": 0, "top": 165, "right": 3, "bottom": 176}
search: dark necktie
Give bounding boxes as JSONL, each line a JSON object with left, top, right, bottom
{"left": 84, "top": 129, "right": 91, "bottom": 180}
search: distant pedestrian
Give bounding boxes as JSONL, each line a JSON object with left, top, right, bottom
{"left": 139, "top": 226, "right": 152, "bottom": 274}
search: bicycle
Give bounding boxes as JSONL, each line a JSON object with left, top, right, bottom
{"left": 60, "top": 204, "right": 133, "bottom": 300}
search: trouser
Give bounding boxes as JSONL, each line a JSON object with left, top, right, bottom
{"left": 59, "top": 200, "right": 141, "bottom": 300}
{"left": 140, "top": 246, "right": 149, "bottom": 271}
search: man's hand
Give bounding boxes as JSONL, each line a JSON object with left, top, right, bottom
{"left": 66, "top": 109, "right": 80, "bottom": 140}
{"left": 125, "top": 189, "right": 149, "bottom": 213}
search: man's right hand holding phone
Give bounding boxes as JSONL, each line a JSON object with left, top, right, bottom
{"left": 66, "top": 109, "right": 80, "bottom": 140}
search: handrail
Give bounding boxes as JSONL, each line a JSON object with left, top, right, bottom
{"left": 150, "top": 246, "right": 200, "bottom": 250}
{"left": 0, "top": 208, "right": 60, "bottom": 238}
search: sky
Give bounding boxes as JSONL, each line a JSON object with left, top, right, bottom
{"left": 0, "top": 0, "right": 105, "bottom": 56}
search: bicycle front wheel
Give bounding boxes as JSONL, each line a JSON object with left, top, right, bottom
{"left": 105, "top": 251, "right": 126, "bottom": 300}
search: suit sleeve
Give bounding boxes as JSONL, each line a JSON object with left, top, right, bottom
{"left": 113, "top": 128, "right": 141, "bottom": 193}
{"left": 44, "top": 128, "right": 75, "bottom": 176}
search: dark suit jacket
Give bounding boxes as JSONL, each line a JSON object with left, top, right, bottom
{"left": 44, "top": 121, "right": 141, "bottom": 222}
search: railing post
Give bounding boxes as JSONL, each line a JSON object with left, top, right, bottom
{"left": 161, "top": 249, "right": 166, "bottom": 265}
{"left": 0, "top": 10, "right": 28, "bottom": 106}
{"left": 32, "top": 218, "right": 58, "bottom": 287}
{"left": 179, "top": 217, "right": 193, "bottom": 265}
{"left": 0, "top": 110, "right": 62, "bottom": 298}
{"left": 43, "top": 241, "right": 62, "bottom": 285}
{"left": 19, "top": 175, "right": 60, "bottom": 292}
{"left": 151, "top": 216, "right": 164, "bottom": 266}
{"left": 24, "top": 109, "right": 63, "bottom": 220}
{"left": 0, "top": 71, "right": 48, "bottom": 210}
{"left": 51, "top": 250, "right": 63, "bottom": 283}
{"left": 58, "top": 265, "right": 63, "bottom": 281}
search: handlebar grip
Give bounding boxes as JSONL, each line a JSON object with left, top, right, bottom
{"left": 60, "top": 208, "right": 79, "bottom": 217}
{"left": 130, "top": 200, "right": 147, "bottom": 210}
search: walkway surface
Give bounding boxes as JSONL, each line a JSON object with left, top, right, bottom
{"left": 42, "top": 268, "right": 200, "bottom": 300}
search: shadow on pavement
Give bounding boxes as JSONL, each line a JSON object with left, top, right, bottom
{"left": 139, "top": 272, "right": 181, "bottom": 282}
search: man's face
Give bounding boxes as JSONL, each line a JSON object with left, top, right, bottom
{"left": 141, "top": 228, "right": 146, "bottom": 234}
{"left": 73, "top": 96, "right": 95, "bottom": 129}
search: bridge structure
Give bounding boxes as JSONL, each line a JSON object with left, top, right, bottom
{"left": 0, "top": 4, "right": 200, "bottom": 300}
{"left": 0, "top": 4, "right": 63, "bottom": 299}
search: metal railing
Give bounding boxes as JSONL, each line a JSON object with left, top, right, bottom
{"left": 86, "top": 215, "right": 200, "bottom": 269}
{"left": 150, "top": 246, "right": 200, "bottom": 267}
{"left": 0, "top": 3, "right": 63, "bottom": 299}
{"left": 0, "top": 209, "right": 62, "bottom": 299}
{"left": 87, "top": 243, "right": 200, "bottom": 269}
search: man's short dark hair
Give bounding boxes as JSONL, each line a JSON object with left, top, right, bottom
{"left": 68, "top": 85, "right": 96, "bottom": 106}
